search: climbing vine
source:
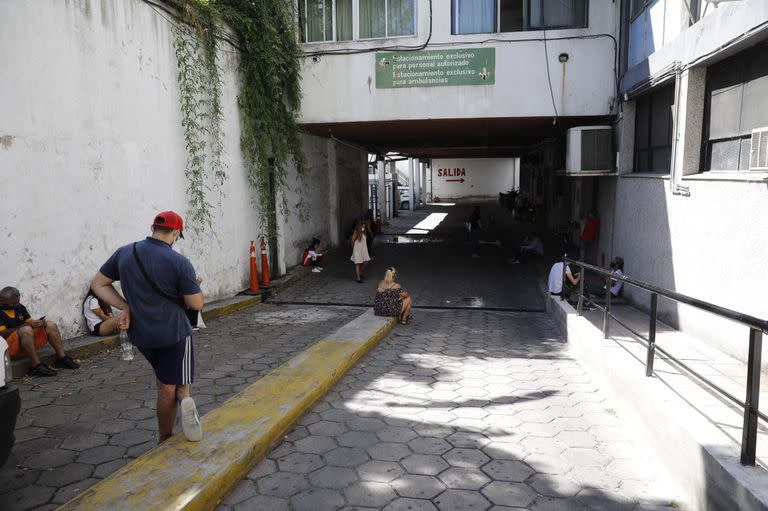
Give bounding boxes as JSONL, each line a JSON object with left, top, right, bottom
{"left": 169, "top": 0, "right": 306, "bottom": 238}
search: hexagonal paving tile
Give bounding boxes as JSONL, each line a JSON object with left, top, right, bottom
{"left": 481, "top": 459, "right": 534, "bottom": 482}
{"left": 528, "top": 473, "right": 582, "bottom": 498}
{"left": 308, "top": 421, "right": 348, "bottom": 437}
{"left": 257, "top": 472, "right": 310, "bottom": 497}
{"left": 357, "top": 460, "right": 404, "bottom": 482}
{"left": 408, "top": 437, "right": 452, "bottom": 455}
{"left": 481, "top": 481, "right": 538, "bottom": 507}
{"left": 366, "top": 442, "right": 412, "bottom": 461}
{"left": 290, "top": 488, "right": 345, "bottom": 511}
{"left": 324, "top": 447, "right": 370, "bottom": 467}
{"left": 384, "top": 497, "right": 439, "bottom": 511}
{"left": 392, "top": 474, "right": 446, "bottom": 499}
{"left": 433, "top": 489, "right": 492, "bottom": 511}
{"left": 309, "top": 466, "right": 358, "bottom": 489}
{"left": 377, "top": 427, "right": 418, "bottom": 443}
{"left": 343, "top": 481, "right": 398, "bottom": 508}
{"left": 338, "top": 431, "right": 380, "bottom": 448}
{"left": 294, "top": 435, "right": 338, "bottom": 454}
{"left": 443, "top": 448, "right": 490, "bottom": 468}
{"left": 401, "top": 454, "right": 450, "bottom": 475}
{"left": 438, "top": 467, "right": 491, "bottom": 490}
{"left": 445, "top": 432, "right": 489, "bottom": 449}
{"left": 276, "top": 452, "right": 324, "bottom": 474}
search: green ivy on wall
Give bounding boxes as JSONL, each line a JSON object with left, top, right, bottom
{"left": 170, "top": 0, "right": 306, "bottom": 237}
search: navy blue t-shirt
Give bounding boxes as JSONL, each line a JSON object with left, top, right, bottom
{"left": 99, "top": 237, "right": 201, "bottom": 348}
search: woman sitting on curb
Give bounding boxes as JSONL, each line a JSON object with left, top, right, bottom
{"left": 83, "top": 288, "right": 120, "bottom": 336}
{"left": 374, "top": 267, "right": 412, "bottom": 325}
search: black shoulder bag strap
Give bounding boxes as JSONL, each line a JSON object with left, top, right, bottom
{"left": 132, "top": 243, "right": 185, "bottom": 307}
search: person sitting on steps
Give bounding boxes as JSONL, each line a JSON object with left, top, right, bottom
{"left": 0, "top": 286, "right": 80, "bottom": 377}
{"left": 374, "top": 267, "right": 412, "bottom": 325}
{"left": 509, "top": 232, "right": 544, "bottom": 264}
{"left": 83, "top": 287, "right": 121, "bottom": 337}
{"left": 303, "top": 237, "right": 325, "bottom": 273}
{"left": 547, "top": 256, "right": 581, "bottom": 304}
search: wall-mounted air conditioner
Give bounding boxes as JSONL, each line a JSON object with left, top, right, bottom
{"left": 749, "top": 127, "right": 768, "bottom": 171}
{"left": 565, "top": 126, "right": 613, "bottom": 175}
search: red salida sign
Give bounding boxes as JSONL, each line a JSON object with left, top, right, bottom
{"left": 437, "top": 168, "right": 466, "bottom": 183}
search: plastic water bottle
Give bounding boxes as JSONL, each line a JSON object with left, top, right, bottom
{"left": 120, "top": 328, "right": 134, "bottom": 361}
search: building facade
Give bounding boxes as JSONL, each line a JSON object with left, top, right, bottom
{"left": 296, "top": 0, "right": 768, "bottom": 366}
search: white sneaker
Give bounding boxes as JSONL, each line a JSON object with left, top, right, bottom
{"left": 312, "top": 267, "right": 322, "bottom": 273}
{"left": 180, "top": 396, "right": 202, "bottom": 441}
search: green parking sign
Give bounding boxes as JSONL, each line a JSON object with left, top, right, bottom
{"left": 375, "top": 48, "right": 495, "bottom": 89}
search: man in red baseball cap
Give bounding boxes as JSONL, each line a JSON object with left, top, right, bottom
{"left": 90, "top": 211, "right": 204, "bottom": 443}
{"left": 152, "top": 211, "right": 185, "bottom": 239}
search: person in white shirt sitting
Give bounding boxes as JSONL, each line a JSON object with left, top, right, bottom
{"left": 548, "top": 256, "right": 581, "bottom": 302}
{"left": 83, "top": 288, "right": 120, "bottom": 336}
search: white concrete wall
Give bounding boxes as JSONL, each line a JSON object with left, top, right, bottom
{"left": 600, "top": 175, "right": 768, "bottom": 367}
{"left": 431, "top": 158, "right": 519, "bottom": 200}
{"left": 277, "top": 135, "right": 331, "bottom": 274}
{"left": 299, "top": 0, "right": 618, "bottom": 123}
{"left": 0, "top": 0, "right": 347, "bottom": 339}
{"left": 604, "top": 0, "right": 768, "bottom": 365}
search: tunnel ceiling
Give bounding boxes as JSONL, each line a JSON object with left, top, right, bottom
{"left": 300, "top": 116, "right": 612, "bottom": 159}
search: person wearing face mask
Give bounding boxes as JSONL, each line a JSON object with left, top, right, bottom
{"left": 90, "top": 211, "right": 204, "bottom": 444}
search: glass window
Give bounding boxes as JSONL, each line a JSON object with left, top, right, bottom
{"left": 633, "top": 84, "right": 674, "bottom": 174}
{"left": 703, "top": 41, "right": 768, "bottom": 172}
{"left": 388, "top": 0, "right": 416, "bottom": 36}
{"left": 359, "top": 0, "right": 416, "bottom": 38}
{"left": 359, "top": 0, "right": 386, "bottom": 38}
{"left": 337, "top": 0, "right": 353, "bottom": 41}
{"left": 300, "top": 0, "right": 414, "bottom": 42}
{"left": 304, "top": 0, "right": 330, "bottom": 42}
{"left": 529, "top": 0, "right": 588, "bottom": 29}
{"left": 499, "top": 0, "right": 524, "bottom": 32}
{"left": 453, "top": 0, "right": 496, "bottom": 35}
{"left": 452, "top": 0, "right": 588, "bottom": 34}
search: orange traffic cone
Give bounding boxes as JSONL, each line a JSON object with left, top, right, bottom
{"left": 260, "top": 236, "right": 272, "bottom": 289}
{"left": 245, "top": 241, "right": 260, "bottom": 295}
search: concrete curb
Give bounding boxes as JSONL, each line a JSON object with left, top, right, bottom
{"left": 12, "top": 268, "right": 311, "bottom": 378}
{"left": 56, "top": 309, "right": 397, "bottom": 511}
{"left": 541, "top": 282, "right": 768, "bottom": 511}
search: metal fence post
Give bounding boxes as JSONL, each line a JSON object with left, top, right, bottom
{"left": 603, "top": 276, "right": 611, "bottom": 339}
{"left": 741, "top": 328, "right": 763, "bottom": 465}
{"left": 646, "top": 293, "right": 657, "bottom": 377}
{"left": 576, "top": 266, "right": 585, "bottom": 315}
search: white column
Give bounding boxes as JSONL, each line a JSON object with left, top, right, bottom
{"left": 618, "top": 101, "right": 636, "bottom": 175}
{"left": 408, "top": 158, "right": 415, "bottom": 212}
{"left": 377, "top": 159, "right": 386, "bottom": 220}
{"left": 421, "top": 161, "right": 427, "bottom": 206}
{"left": 414, "top": 160, "right": 421, "bottom": 209}
{"left": 673, "top": 67, "right": 706, "bottom": 177}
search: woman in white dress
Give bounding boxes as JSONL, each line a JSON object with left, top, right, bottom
{"left": 350, "top": 220, "right": 371, "bottom": 283}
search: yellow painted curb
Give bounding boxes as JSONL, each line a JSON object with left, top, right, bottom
{"left": 57, "top": 310, "right": 396, "bottom": 511}
{"left": 200, "top": 295, "right": 261, "bottom": 322}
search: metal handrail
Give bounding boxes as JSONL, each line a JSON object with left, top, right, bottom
{"left": 561, "top": 256, "right": 766, "bottom": 466}
{"left": 564, "top": 258, "right": 768, "bottom": 333}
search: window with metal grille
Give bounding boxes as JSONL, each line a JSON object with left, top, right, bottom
{"left": 633, "top": 84, "right": 674, "bottom": 174}
{"left": 702, "top": 41, "right": 768, "bottom": 172}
